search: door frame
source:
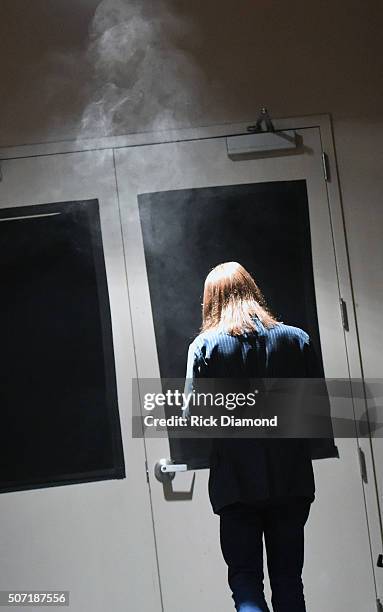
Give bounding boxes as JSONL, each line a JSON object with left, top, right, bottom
{"left": 1, "top": 113, "right": 381, "bottom": 601}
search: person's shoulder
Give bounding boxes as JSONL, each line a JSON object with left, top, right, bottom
{"left": 187, "top": 327, "right": 233, "bottom": 354}
{"left": 268, "top": 321, "right": 310, "bottom": 348}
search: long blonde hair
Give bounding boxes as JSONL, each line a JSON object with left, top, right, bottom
{"left": 201, "top": 262, "right": 279, "bottom": 336}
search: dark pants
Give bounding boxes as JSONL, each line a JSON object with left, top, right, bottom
{"left": 219, "top": 499, "right": 311, "bottom": 612}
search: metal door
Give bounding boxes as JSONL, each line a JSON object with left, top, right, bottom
{"left": 0, "top": 150, "right": 162, "bottom": 612}
{"left": 114, "top": 127, "right": 377, "bottom": 611}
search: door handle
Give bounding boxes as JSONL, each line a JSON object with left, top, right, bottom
{"left": 154, "top": 458, "right": 195, "bottom": 501}
{"left": 154, "top": 458, "right": 188, "bottom": 483}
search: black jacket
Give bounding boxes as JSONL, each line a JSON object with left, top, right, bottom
{"left": 184, "top": 316, "right": 337, "bottom": 514}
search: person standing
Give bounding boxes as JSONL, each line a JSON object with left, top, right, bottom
{"left": 183, "top": 261, "right": 317, "bottom": 612}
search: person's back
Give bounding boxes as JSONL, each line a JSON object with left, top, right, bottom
{"left": 186, "top": 316, "right": 315, "bottom": 513}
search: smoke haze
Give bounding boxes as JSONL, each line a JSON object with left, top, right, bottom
{"left": 80, "top": 0, "right": 208, "bottom": 137}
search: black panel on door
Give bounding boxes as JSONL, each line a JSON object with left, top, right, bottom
{"left": 138, "top": 181, "right": 337, "bottom": 468}
{"left": 0, "top": 199, "right": 125, "bottom": 492}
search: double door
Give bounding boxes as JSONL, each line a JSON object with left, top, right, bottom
{"left": 0, "top": 124, "right": 379, "bottom": 610}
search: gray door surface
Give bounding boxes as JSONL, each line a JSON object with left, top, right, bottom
{"left": 114, "top": 127, "right": 377, "bottom": 611}
{"left": 0, "top": 150, "right": 162, "bottom": 612}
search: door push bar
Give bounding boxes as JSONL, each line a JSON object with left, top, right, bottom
{"left": 154, "top": 458, "right": 188, "bottom": 483}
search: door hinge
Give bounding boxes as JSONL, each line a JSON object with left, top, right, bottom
{"left": 145, "top": 460, "right": 149, "bottom": 484}
{"left": 340, "top": 298, "right": 349, "bottom": 331}
{"left": 321, "top": 152, "right": 330, "bottom": 182}
{"left": 358, "top": 446, "right": 368, "bottom": 484}
{"left": 376, "top": 598, "right": 383, "bottom": 612}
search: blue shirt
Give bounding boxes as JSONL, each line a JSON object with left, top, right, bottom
{"left": 182, "top": 316, "right": 337, "bottom": 513}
